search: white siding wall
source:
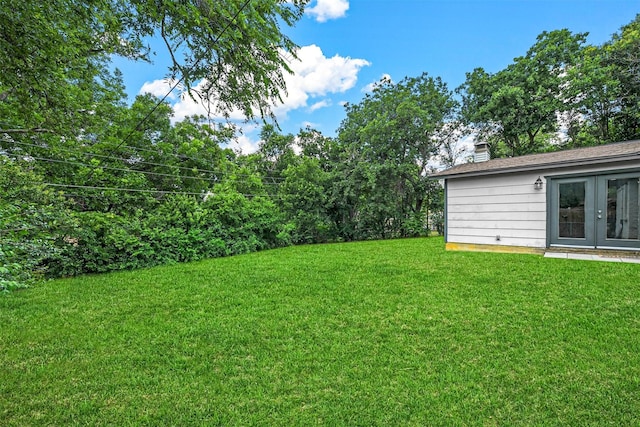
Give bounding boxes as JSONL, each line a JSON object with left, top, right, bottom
{"left": 444, "top": 162, "right": 640, "bottom": 249}
{"left": 446, "top": 172, "right": 547, "bottom": 248}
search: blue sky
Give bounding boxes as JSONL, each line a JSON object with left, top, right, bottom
{"left": 113, "top": 0, "right": 639, "bottom": 153}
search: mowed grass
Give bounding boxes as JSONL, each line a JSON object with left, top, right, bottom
{"left": 1, "top": 238, "right": 639, "bottom": 426}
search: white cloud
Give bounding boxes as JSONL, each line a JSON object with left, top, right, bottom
{"left": 173, "top": 89, "right": 247, "bottom": 122}
{"left": 291, "top": 135, "right": 303, "bottom": 155}
{"left": 140, "top": 80, "right": 246, "bottom": 123}
{"left": 272, "top": 44, "right": 369, "bottom": 118}
{"left": 306, "top": 0, "right": 349, "bottom": 22}
{"left": 231, "top": 133, "right": 260, "bottom": 155}
{"left": 309, "top": 99, "right": 331, "bottom": 112}
{"left": 171, "top": 91, "right": 210, "bottom": 120}
{"left": 291, "top": 45, "right": 369, "bottom": 96}
{"left": 139, "top": 44, "right": 369, "bottom": 124}
{"left": 139, "top": 79, "right": 181, "bottom": 100}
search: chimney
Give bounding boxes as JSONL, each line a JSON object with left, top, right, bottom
{"left": 474, "top": 141, "right": 490, "bottom": 162}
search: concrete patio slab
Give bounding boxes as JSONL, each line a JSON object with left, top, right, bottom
{"left": 544, "top": 252, "right": 640, "bottom": 263}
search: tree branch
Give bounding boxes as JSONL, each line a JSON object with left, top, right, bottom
{"left": 161, "top": 12, "right": 183, "bottom": 81}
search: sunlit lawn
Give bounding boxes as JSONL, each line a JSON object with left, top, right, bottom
{"left": 1, "top": 237, "right": 639, "bottom": 425}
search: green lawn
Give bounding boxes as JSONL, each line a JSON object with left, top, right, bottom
{"left": 2, "top": 237, "right": 639, "bottom": 426}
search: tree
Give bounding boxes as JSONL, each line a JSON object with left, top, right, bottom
{"left": 558, "top": 15, "right": 640, "bottom": 146}
{"left": 336, "top": 73, "right": 458, "bottom": 238}
{"left": 256, "top": 124, "right": 298, "bottom": 181}
{"left": 459, "top": 30, "right": 587, "bottom": 157}
{"left": 607, "top": 14, "right": 640, "bottom": 141}
{"left": 0, "top": 156, "right": 73, "bottom": 290}
{"left": 564, "top": 44, "right": 621, "bottom": 146}
{"left": 0, "top": 0, "right": 309, "bottom": 138}
{"left": 279, "top": 157, "right": 334, "bottom": 243}
{"left": 0, "top": 0, "right": 313, "bottom": 287}
{"left": 432, "top": 122, "right": 471, "bottom": 168}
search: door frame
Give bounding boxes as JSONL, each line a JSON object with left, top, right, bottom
{"left": 548, "top": 170, "right": 640, "bottom": 250}
{"left": 596, "top": 171, "right": 640, "bottom": 249}
{"left": 548, "top": 176, "right": 596, "bottom": 248}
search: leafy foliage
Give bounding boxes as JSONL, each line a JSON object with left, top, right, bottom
{"left": 336, "top": 73, "right": 457, "bottom": 239}
{"left": 2, "top": 6, "right": 640, "bottom": 290}
{"left": 0, "top": 0, "right": 308, "bottom": 135}
{"left": 0, "top": 157, "right": 72, "bottom": 291}
{"left": 606, "top": 15, "right": 640, "bottom": 142}
{"left": 459, "top": 18, "right": 640, "bottom": 155}
{"left": 459, "top": 30, "right": 588, "bottom": 156}
{"left": 280, "top": 157, "right": 335, "bottom": 243}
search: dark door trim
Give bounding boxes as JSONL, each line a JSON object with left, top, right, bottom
{"left": 549, "top": 176, "right": 596, "bottom": 248}
{"left": 596, "top": 172, "right": 640, "bottom": 249}
{"left": 548, "top": 171, "right": 640, "bottom": 250}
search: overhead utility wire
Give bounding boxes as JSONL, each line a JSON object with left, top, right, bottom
{"left": 11, "top": 140, "right": 225, "bottom": 176}
{"left": 44, "top": 183, "right": 282, "bottom": 199}
{"left": 18, "top": 155, "right": 223, "bottom": 184}
{"left": 44, "top": 183, "right": 205, "bottom": 195}
{"left": 10, "top": 140, "right": 287, "bottom": 182}
{"left": 81, "top": 0, "right": 253, "bottom": 183}
{"left": 99, "top": 142, "right": 287, "bottom": 181}
{"left": 10, "top": 152, "right": 285, "bottom": 187}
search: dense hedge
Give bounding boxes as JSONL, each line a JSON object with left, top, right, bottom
{"left": 0, "top": 158, "right": 72, "bottom": 291}
{"left": 46, "top": 192, "right": 290, "bottom": 278}
{"left": 1, "top": 157, "right": 292, "bottom": 290}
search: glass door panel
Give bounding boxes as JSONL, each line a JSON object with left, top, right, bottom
{"left": 597, "top": 174, "right": 640, "bottom": 248}
{"left": 550, "top": 177, "right": 595, "bottom": 247}
{"left": 607, "top": 178, "right": 639, "bottom": 240}
{"left": 558, "top": 181, "right": 586, "bottom": 238}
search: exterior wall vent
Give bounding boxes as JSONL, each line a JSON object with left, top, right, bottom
{"left": 474, "top": 141, "right": 490, "bottom": 163}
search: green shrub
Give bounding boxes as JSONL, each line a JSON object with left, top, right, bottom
{"left": 0, "top": 156, "right": 72, "bottom": 291}
{"left": 48, "top": 191, "right": 290, "bottom": 278}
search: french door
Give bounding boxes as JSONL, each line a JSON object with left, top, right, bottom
{"left": 550, "top": 172, "right": 640, "bottom": 249}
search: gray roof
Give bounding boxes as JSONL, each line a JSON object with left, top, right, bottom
{"left": 430, "top": 140, "right": 640, "bottom": 179}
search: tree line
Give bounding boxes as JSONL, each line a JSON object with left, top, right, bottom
{"left": 1, "top": 1, "right": 639, "bottom": 290}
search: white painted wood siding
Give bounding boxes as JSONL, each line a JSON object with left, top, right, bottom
{"left": 444, "top": 162, "right": 640, "bottom": 249}
{"left": 446, "top": 172, "right": 547, "bottom": 248}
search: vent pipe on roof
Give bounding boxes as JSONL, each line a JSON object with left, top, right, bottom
{"left": 474, "top": 141, "right": 490, "bottom": 162}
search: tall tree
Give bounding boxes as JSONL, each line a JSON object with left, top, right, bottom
{"left": 607, "top": 14, "right": 640, "bottom": 141}
{"left": 459, "top": 30, "right": 587, "bottom": 157}
{"left": 336, "top": 73, "right": 457, "bottom": 238}
{"left": 256, "top": 124, "right": 298, "bottom": 181}
{"left": 560, "top": 15, "right": 640, "bottom": 146}
{"left": 564, "top": 44, "right": 621, "bottom": 146}
{"left": 279, "top": 156, "right": 334, "bottom": 243}
{"left": 0, "top": 0, "right": 309, "bottom": 138}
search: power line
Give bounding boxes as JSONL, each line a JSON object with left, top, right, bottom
{"left": 9, "top": 140, "right": 286, "bottom": 182}
{"left": 11, "top": 140, "right": 224, "bottom": 176}
{"left": 5, "top": 128, "right": 291, "bottom": 191}
{"left": 45, "top": 183, "right": 282, "bottom": 199}
{"left": 12, "top": 154, "right": 285, "bottom": 190}
{"left": 45, "top": 183, "right": 206, "bottom": 196}
{"left": 18, "top": 155, "right": 222, "bottom": 184}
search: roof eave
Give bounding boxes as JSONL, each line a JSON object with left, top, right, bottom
{"left": 430, "top": 153, "right": 640, "bottom": 179}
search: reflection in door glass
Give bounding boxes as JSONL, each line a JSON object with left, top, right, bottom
{"left": 606, "top": 178, "right": 640, "bottom": 240}
{"left": 558, "top": 182, "right": 585, "bottom": 238}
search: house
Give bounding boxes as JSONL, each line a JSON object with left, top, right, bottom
{"left": 430, "top": 140, "right": 640, "bottom": 254}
